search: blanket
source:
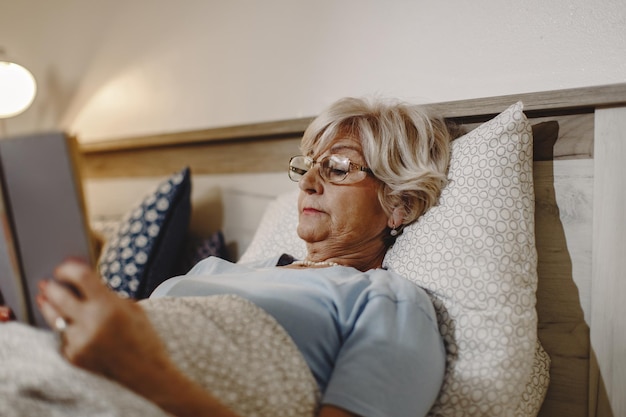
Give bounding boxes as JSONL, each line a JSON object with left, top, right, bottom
{"left": 0, "top": 295, "right": 319, "bottom": 417}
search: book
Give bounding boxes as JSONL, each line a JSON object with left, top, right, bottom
{"left": 0, "top": 175, "right": 28, "bottom": 321}
{"left": 0, "top": 132, "right": 95, "bottom": 327}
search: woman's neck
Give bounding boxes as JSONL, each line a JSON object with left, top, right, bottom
{"left": 304, "top": 243, "right": 386, "bottom": 272}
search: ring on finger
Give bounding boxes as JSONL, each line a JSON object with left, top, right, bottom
{"left": 53, "top": 316, "right": 69, "bottom": 349}
{"left": 54, "top": 316, "right": 68, "bottom": 332}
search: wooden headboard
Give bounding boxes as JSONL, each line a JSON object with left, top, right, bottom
{"left": 80, "top": 83, "right": 626, "bottom": 417}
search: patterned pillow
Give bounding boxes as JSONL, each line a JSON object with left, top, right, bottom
{"left": 181, "top": 231, "right": 229, "bottom": 272}
{"left": 384, "top": 102, "right": 546, "bottom": 417}
{"left": 238, "top": 191, "right": 306, "bottom": 264}
{"left": 239, "top": 102, "right": 549, "bottom": 416}
{"left": 98, "top": 167, "right": 192, "bottom": 299}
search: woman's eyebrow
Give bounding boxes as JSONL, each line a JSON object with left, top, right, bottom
{"left": 329, "top": 143, "right": 362, "bottom": 154}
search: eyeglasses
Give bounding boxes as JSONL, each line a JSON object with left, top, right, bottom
{"left": 288, "top": 154, "right": 372, "bottom": 184}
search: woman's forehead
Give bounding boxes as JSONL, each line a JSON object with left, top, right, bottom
{"left": 314, "top": 135, "right": 363, "bottom": 157}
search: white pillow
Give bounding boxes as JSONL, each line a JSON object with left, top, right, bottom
{"left": 238, "top": 190, "right": 306, "bottom": 264}
{"left": 384, "top": 102, "right": 545, "bottom": 416}
{"left": 238, "top": 102, "right": 549, "bottom": 416}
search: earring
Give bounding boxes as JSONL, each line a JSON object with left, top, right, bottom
{"left": 390, "top": 227, "right": 398, "bottom": 237}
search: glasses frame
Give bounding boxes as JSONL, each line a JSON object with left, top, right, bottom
{"left": 288, "top": 154, "right": 372, "bottom": 185}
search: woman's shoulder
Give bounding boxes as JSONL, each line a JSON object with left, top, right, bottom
{"left": 364, "top": 267, "right": 435, "bottom": 306}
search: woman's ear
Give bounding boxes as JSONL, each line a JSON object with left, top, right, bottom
{"left": 387, "top": 206, "right": 406, "bottom": 229}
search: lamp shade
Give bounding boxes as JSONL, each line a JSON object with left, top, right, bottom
{"left": 0, "top": 61, "right": 37, "bottom": 118}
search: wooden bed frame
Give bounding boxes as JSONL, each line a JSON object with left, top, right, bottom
{"left": 79, "top": 83, "right": 626, "bottom": 417}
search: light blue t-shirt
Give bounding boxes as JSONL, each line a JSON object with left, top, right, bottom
{"left": 151, "top": 256, "right": 445, "bottom": 417}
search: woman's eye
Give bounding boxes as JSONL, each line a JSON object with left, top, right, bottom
{"left": 326, "top": 160, "right": 345, "bottom": 170}
{"left": 327, "top": 166, "right": 349, "bottom": 179}
{"left": 291, "top": 166, "right": 307, "bottom": 176}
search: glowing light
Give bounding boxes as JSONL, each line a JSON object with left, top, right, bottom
{"left": 0, "top": 61, "right": 37, "bottom": 118}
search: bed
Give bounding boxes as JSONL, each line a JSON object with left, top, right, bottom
{"left": 76, "top": 83, "right": 626, "bottom": 417}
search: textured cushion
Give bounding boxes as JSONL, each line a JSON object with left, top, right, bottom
{"left": 239, "top": 102, "right": 549, "bottom": 416}
{"left": 238, "top": 191, "right": 306, "bottom": 264}
{"left": 98, "top": 167, "right": 191, "bottom": 299}
{"left": 384, "top": 102, "right": 544, "bottom": 416}
{"left": 181, "top": 231, "right": 229, "bottom": 272}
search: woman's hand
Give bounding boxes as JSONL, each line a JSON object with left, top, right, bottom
{"left": 37, "top": 259, "right": 172, "bottom": 382}
{"left": 37, "top": 259, "right": 239, "bottom": 417}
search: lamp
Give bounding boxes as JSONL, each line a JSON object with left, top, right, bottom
{"left": 0, "top": 52, "right": 37, "bottom": 119}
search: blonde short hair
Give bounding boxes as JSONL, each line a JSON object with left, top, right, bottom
{"left": 301, "top": 96, "right": 451, "bottom": 228}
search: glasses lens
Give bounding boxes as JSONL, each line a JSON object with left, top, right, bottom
{"left": 288, "top": 156, "right": 311, "bottom": 182}
{"left": 289, "top": 154, "right": 369, "bottom": 184}
{"left": 321, "top": 155, "right": 350, "bottom": 183}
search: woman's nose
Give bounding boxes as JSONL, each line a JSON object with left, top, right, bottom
{"left": 298, "top": 165, "right": 323, "bottom": 193}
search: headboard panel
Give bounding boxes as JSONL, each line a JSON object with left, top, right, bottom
{"left": 80, "top": 83, "right": 618, "bottom": 178}
{"left": 79, "top": 83, "right": 626, "bottom": 417}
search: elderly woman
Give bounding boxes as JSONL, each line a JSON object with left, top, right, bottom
{"left": 37, "top": 96, "right": 452, "bottom": 417}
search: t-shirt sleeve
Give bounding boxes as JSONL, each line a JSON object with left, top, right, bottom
{"left": 322, "top": 292, "right": 446, "bottom": 417}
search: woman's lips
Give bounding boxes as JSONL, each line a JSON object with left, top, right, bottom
{"left": 302, "top": 207, "right": 323, "bottom": 215}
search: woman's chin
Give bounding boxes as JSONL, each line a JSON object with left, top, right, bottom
{"left": 297, "top": 224, "right": 327, "bottom": 244}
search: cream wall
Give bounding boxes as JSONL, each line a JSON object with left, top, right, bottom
{"left": 1, "top": 0, "right": 625, "bottom": 141}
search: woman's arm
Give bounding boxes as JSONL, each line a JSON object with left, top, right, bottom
{"left": 37, "top": 259, "right": 239, "bottom": 417}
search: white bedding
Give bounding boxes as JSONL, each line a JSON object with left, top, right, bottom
{"left": 0, "top": 295, "right": 319, "bottom": 417}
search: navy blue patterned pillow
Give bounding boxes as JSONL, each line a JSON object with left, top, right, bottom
{"left": 98, "top": 167, "right": 191, "bottom": 299}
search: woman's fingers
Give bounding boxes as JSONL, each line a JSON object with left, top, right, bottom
{"left": 53, "top": 259, "right": 108, "bottom": 300}
{"left": 37, "top": 290, "right": 65, "bottom": 328}
{"left": 37, "top": 259, "right": 111, "bottom": 329}
{"left": 39, "top": 279, "right": 83, "bottom": 319}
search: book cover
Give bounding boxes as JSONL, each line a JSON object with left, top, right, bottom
{"left": 0, "top": 170, "right": 29, "bottom": 322}
{"left": 0, "top": 132, "right": 94, "bottom": 327}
